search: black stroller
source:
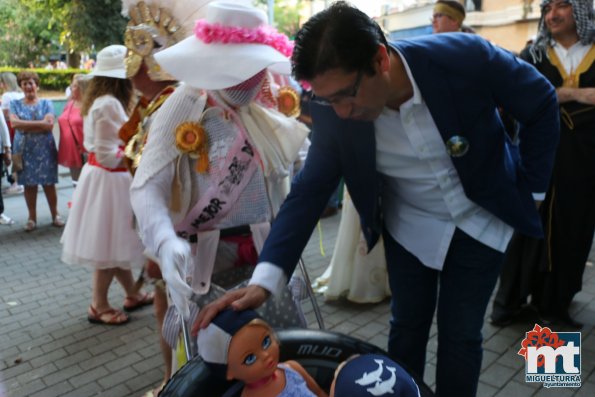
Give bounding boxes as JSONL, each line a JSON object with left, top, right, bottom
{"left": 159, "top": 328, "right": 435, "bottom": 396}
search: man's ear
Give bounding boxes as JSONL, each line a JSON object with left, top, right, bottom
{"left": 376, "top": 44, "right": 391, "bottom": 73}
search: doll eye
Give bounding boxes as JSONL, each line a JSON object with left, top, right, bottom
{"left": 243, "top": 353, "right": 257, "bottom": 365}
{"left": 262, "top": 335, "right": 272, "bottom": 349}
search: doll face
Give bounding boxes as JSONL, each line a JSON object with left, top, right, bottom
{"left": 226, "top": 324, "right": 279, "bottom": 382}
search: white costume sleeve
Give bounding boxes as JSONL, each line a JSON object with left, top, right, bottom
{"left": 1, "top": 93, "right": 10, "bottom": 111}
{"left": 0, "top": 111, "right": 10, "bottom": 149}
{"left": 130, "top": 163, "right": 178, "bottom": 257}
{"left": 92, "top": 97, "right": 127, "bottom": 168}
{"left": 131, "top": 84, "right": 207, "bottom": 256}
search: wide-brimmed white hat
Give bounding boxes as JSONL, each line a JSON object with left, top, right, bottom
{"left": 154, "top": 1, "right": 292, "bottom": 90}
{"left": 88, "top": 45, "right": 127, "bottom": 79}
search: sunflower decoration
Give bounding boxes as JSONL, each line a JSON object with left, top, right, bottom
{"left": 277, "top": 86, "right": 301, "bottom": 117}
{"left": 175, "top": 121, "right": 209, "bottom": 173}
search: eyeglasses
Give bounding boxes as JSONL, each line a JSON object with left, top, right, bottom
{"left": 312, "top": 70, "right": 364, "bottom": 106}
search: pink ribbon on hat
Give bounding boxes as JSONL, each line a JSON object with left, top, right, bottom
{"left": 194, "top": 19, "right": 294, "bottom": 57}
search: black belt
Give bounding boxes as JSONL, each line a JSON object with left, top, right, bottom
{"left": 187, "top": 225, "right": 252, "bottom": 243}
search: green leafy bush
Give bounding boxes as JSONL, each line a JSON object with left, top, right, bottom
{"left": 0, "top": 67, "right": 88, "bottom": 91}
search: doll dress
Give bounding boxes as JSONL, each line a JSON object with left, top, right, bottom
{"left": 277, "top": 364, "right": 316, "bottom": 397}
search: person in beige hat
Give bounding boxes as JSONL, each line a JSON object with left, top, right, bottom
{"left": 129, "top": 0, "right": 309, "bottom": 360}
{"left": 61, "top": 44, "right": 153, "bottom": 327}
{"left": 431, "top": 0, "right": 466, "bottom": 33}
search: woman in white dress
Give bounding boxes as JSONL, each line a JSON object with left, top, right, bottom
{"left": 314, "top": 190, "right": 391, "bottom": 303}
{"left": 61, "top": 45, "right": 151, "bottom": 325}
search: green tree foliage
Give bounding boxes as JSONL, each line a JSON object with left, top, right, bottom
{"left": 0, "top": 0, "right": 126, "bottom": 67}
{"left": 255, "top": 0, "right": 304, "bottom": 38}
{"left": 61, "top": 0, "right": 127, "bottom": 53}
{"left": 0, "top": 0, "right": 62, "bottom": 67}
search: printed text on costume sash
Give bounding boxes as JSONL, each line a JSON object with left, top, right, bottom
{"left": 190, "top": 198, "right": 227, "bottom": 229}
{"left": 190, "top": 140, "right": 254, "bottom": 229}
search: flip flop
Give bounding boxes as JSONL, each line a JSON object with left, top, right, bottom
{"left": 87, "top": 305, "right": 129, "bottom": 325}
{"left": 123, "top": 291, "right": 155, "bottom": 312}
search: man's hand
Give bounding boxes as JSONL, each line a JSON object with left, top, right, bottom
{"left": 556, "top": 87, "right": 595, "bottom": 105}
{"left": 3, "top": 152, "right": 10, "bottom": 166}
{"left": 192, "top": 285, "right": 269, "bottom": 335}
{"left": 159, "top": 238, "right": 194, "bottom": 320}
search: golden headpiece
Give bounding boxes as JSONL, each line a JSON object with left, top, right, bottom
{"left": 121, "top": 0, "right": 215, "bottom": 81}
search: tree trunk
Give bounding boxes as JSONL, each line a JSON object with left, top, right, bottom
{"left": 67, "top": 52, "right": 81, "bottom": 69}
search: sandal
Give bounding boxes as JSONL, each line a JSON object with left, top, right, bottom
{"left": 52, "top": 215, "right": 65, "bottom": 227}
{"left": 87, "top": 305, "right": 129, "bottom": 325}
{"left": 24, "top": 220, "right": 36, "bottom": 232}
{"left": 123, "top": 291, "right": 155, "bottom": 312}
{"left": 143, "top": 381, "right": 166, "bottom": 397}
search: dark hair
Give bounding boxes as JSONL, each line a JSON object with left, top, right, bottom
{"left": 17, "top": 71, "right": 40, "bottom": 86}
{"left": 292, "top": 1, "right": 388, "bottom": 81}
{"left": 437, "top": 0, "right": 466, "bottom": 18}
{"left": 81, "top": 76, "right": 133, "bottom": 116}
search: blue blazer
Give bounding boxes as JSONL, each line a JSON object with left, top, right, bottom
{"left": 260, "top": 33, "right": 560, "bottom": 279}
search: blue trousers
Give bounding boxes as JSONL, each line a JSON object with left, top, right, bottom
{"left": 384, "top": 228, "right": 504, "bottom": 397}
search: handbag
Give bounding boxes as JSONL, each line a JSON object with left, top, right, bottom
{"left": 11, "top": 152, "right": 23, "bottom": 172}
{"left": 66, "top": 101, "right": 87, "bottom": 166}
{"left": 12, "top": 133, "right": 26, "bottom": 173}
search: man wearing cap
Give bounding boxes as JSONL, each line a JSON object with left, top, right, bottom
{"left": 491, "top": 0, "right": 595, "bottom": 329}
{"left": 129, "top": 0, "right": 308, "bottom": 360}
{"left": 431, "top": 0, "right": 466, "bottom": 33}
{"left": 196, "top": 2, "right": 559, "bottom": 396}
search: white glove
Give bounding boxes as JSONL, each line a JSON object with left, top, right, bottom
{"left": 159, "top": 238, "right": 194, "bottom": 320}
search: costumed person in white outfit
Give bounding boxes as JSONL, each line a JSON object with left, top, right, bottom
{"left": 130, "top": 0, "right": 308, "bottom": 363}
{"left": 314, "top": 189, "right": 390, "bottom": 303}
{"left": 61, "top": 45, "right": 152, "bottom": 326}
{"left": 119, "top": 0, "right": 214, "bottom": 394}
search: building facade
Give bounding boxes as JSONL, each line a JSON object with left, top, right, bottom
{"left": 375, "top": 0, "right": 541, "bottom": 52}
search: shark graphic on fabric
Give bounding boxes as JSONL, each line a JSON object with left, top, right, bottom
{"left": 354, "top": 359, "right": 398, "bottom": 396}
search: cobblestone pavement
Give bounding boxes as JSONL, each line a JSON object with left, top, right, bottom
{"left": 1, "top": 176, "right": 595, "bottom": 397}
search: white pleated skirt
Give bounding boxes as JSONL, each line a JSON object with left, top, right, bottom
{"left": 61, "top": 163, "right": 145, "bottom": 270}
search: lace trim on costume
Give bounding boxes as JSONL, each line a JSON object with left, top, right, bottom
{"left": 194, "top": 20, "right": 293, "bottom": 57}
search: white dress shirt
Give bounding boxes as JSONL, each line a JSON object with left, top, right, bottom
{"left": 250, "top": 51, "right": 519, "bottom": 293}
{"left": 552, "top": 40, "right": 591, "bottom": 75}
{"left": 376, "top": 51, "right": 512, "bottom": 270}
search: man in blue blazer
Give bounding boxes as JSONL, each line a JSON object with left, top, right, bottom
{"left": 196, "top": 2, "right": 559, "bottom": 395}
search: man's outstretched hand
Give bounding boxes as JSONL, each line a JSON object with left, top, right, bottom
{"left": 191, "top": 285, "right": 270, "bottom": 335}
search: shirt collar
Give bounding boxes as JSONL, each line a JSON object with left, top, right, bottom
{"left": 394, "top": 48, "right": 423, "bottom": 107}
{"left": 551, "top": 39, "right": 589, "bottom": 53}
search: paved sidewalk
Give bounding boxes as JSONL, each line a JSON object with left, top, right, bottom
{"left": 1, "top": 176, "right": 595, "bottom": 397}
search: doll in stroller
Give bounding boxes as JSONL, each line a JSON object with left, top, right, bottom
{"left": 159, "top": 306, "right": 435, "bottom": 397}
